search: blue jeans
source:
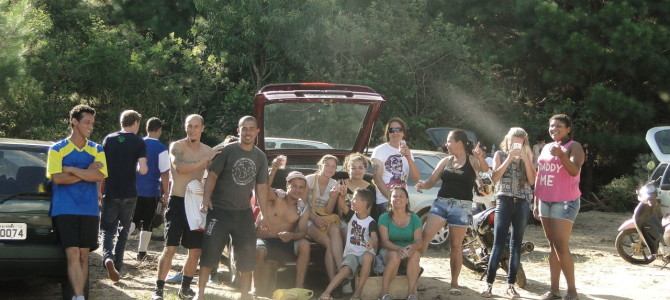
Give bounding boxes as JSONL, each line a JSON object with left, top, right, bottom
{"left": 485, "top": 195, "right": 529, "bottom": 284}
{"left": 101, "top": 196, "right": 137, "bottom": 272}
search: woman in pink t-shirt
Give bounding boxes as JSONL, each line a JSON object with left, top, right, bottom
{"left": 533, "top": 114, "right": 584, "bottom": 300}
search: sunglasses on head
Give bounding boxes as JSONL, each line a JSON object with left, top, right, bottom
{"left": 388, "top": 127, "right": 403, "bottom": 133}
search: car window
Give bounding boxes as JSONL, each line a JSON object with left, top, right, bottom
{"left": 650, "top": 163, "right": 668, "bottom": 182}
{"left": 0, "top": 148, "right": 48, "bottom": 195}
{"left": 264, "top": 102, "right": 369, "bottom": 150}
{"left": 661, "top": 164, "right": 670, "bottom": 186}
{"left": 414, "top": 157, "right": 434, "bottom": 179}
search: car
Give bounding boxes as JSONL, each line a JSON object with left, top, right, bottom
{"left": 221, "top": 82, "right": 385, "bottom": 285}
{"left": 0, "top": 138, "right": 85, "bottom": 299}
{"left": 265, "top": 137, "right": 333, "bottom": 150}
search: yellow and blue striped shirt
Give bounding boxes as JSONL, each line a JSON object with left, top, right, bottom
{"left": 47, "top": 138, "right": 107, "bottom": 217}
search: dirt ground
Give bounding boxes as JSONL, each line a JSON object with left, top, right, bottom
{"left": 4, "top": 211, "right": 670, "bottom": 300}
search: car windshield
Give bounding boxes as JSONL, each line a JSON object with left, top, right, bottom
{"left": 264, "top": 101, "right": 369, "bottom": 150}
{"left": 0, "top": 148, "right": 48, "bottom": 195}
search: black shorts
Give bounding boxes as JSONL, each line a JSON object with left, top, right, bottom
{"left": 134, "top": 196, "right": 159, "bottom": 231}
{"left": 257, "top": 238, "right": 297, "bottom": 264}
{"left": 164, "top": 196, "right": 203, "bottom": 249}
{"left": 200, "top": 208, "right": 256, "bottom": 272}
{"left": 53, "top": 215, "right": 99, "bottom": 250}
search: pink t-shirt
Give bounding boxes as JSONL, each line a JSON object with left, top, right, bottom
{"left": 534, "top": 141, "right": 581, "bottom": 202}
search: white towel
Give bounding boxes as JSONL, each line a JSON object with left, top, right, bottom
{"left": 185, "top": 179, "right": 207, "bottom": 231}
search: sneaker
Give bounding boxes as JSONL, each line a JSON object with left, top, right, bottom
{"left": 379, "top": 294, "right": 392, "bottom": 300}
{"left": 505, "top": 286, "right": 520, "bottom": 299}
{"left": 178, "top": 287, "right": 196, "bottom": 299}
{"left": 540, "top": 291, "right": 562, "bottom": 300}
{"left": 104, "top": 258, "right": 120, "bottom": 282}
{"left": 151, "top": 288, "right": 164, "bottom": 300}
{"left": 480, "top": 284, "right": 493, "bottom": 298}
{"left": 342, "top": 279, "right": 353, "bottom": 294}
{"left": 407, "top": 294, "right": 418, "bottom": 300}
{"left": 137, "top": 252, "right": 147, "bottom": 261}
{"left": 165, "top": 272, "right": 183, "bottom": 284}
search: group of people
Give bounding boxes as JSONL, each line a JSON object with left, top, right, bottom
{"left": 48, "top": 103, "right": 583, "bottom": 300}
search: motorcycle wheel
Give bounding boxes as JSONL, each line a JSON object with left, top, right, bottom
{"left": 615, "top": 228, "right": 655, "bottom": 265}
{"left": 462, "top": 228, "right": 486, "bottom": 272}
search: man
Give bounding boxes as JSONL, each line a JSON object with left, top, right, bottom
{"left": 196, "top": 116, "right": 268, "bottom": 300}
{"left": 100, "top": 110, "right": 148, "bottom": 281}
{"left": 152, "top": 114, "right": 215, "bottom": 300}
{"left": 253, "top": 167, "right": 311, "bottom": 297}
{"left": 134, "top": 117, "right": 170, "bottom": 260}
{"left": 47, "top": 104, "right": 107, "bottom": 300}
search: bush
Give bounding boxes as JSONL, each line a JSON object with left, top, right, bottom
{"left": 597, "top": 175, "right": 638, "bottom": 212}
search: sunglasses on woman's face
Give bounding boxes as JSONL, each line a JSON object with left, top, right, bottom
{"left": 388, "top": 127, "right": 403, "bottom": 133}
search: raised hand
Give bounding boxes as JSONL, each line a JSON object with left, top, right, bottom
{"left": 473, "top": 142, "right": 485, "bottom": 158}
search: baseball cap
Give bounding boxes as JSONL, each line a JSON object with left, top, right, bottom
{"left": 286, "top": 171, "right": 307, "bottom": 183}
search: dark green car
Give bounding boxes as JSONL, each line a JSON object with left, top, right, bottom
{"left": 0, "top": 138, "right": 87, "bottom": 299}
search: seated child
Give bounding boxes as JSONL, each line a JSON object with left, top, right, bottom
{"left": 319, "top": 188, "right": 378, "bottom": 300}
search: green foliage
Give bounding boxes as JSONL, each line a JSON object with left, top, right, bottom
{"left": 2, "top": 0, "right": 670, "bottom": 213}
{"left": 598, "top": 175, "right": 637, "bottom": 212}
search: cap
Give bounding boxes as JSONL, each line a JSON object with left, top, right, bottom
{"left": 286, "top": 171, "right": 307, "bottom": 183}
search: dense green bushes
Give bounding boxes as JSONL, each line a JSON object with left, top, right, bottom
{"left": 2, "top": 1, "right": 670, "bottom": 212}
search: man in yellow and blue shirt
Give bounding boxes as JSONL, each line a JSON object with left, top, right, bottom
{"left": 47, "top": 104, "right": 107, "bottom": 300}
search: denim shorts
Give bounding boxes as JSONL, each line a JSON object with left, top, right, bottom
{"left": 429, "top": 197, "right": 473, "bottom": 227}
{"left": 538, "top": 198, "right": 580, "bottom": 222}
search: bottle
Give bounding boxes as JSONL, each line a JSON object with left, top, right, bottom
{"left": 297, "top": 198, "right": 306, "bottom": 216}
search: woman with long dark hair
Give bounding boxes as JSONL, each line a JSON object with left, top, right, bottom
{"left": 416, "top": 129, "right": 489, "bottom": 295}
{"left": 377, "top": 186, "right": 422, "bottom": 300}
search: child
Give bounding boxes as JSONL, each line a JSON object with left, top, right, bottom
{"left": 319, "top": 188, "right": 378, "bottom": 300}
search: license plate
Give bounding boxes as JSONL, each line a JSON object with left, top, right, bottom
{"left": 0, "top": 223, "right": 27, "bottom": 240}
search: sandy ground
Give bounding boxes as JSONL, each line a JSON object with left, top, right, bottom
{"left": 3, "top": 211, "right": 670, "bottom": 300}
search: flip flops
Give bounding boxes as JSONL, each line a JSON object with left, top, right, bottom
{"left": 449, "top": 287, "right": 463, "bottom": 296}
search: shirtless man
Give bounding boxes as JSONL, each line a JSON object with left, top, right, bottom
{"left": 254, "top": 157, "right": 311, "bottom": 296}
{"left": 152, "top": 114, "right": 216, "bottom": 300}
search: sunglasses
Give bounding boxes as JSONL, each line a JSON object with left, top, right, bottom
{"left": 388, "top": 127, "right": 403, "bottom": 133}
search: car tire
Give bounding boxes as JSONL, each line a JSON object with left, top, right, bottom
{"left": 61, "top": 275, "right": 89, "bottom": 300}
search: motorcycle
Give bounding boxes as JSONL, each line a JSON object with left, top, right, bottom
{"left": 615, "top": 179, "right": 670, "bottom": 266}
{"left": 461, "top": 207, "right": 534, "bottom": 288}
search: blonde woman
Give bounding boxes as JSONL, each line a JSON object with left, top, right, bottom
{"left": 306, "top": 155, "right": 344, "bottom": 280}
{"left": 481, "top": 127, "right": 536, "bottom": 299}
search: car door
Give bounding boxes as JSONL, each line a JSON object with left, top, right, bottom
{"left": 646, "top": 127, "right": 670, "bottom": 209}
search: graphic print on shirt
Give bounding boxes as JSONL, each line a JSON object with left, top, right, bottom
{"left": 349, "top": 219, "right": 367, "bottom": 246}
{"left": 384, "top": 154, "right": 405, "bottom": 188}
{"left": 232, "top": 157, "right": 257, "bottom": 185}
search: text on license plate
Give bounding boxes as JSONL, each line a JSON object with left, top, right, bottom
{"left": 0, "top": 223, "right": 27, "bottom": 240}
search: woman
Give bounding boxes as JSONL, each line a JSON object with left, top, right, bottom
{"left": 534, "top": 114, "right": 584, "bottom": 300}
{"left": 377, "top": 186, "right": 422, "bottom": 300}
{"left": 371, "top": 117, "right": 420, "bottom": 220}
{"left": 416, "top": 129, "right": 489, "bottom": 295}
{"left": 337, "top": 153, "right": 377, "bottom": 235}
{"left": 306, "top": 154, "right": 344, "bottom": 280}
{"left": 481, "top": 128, "right": 536, "bottom": 299}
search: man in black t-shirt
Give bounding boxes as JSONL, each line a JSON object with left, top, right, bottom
{"left": 100, "top": 110, "right": 148, "bottom": 282}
